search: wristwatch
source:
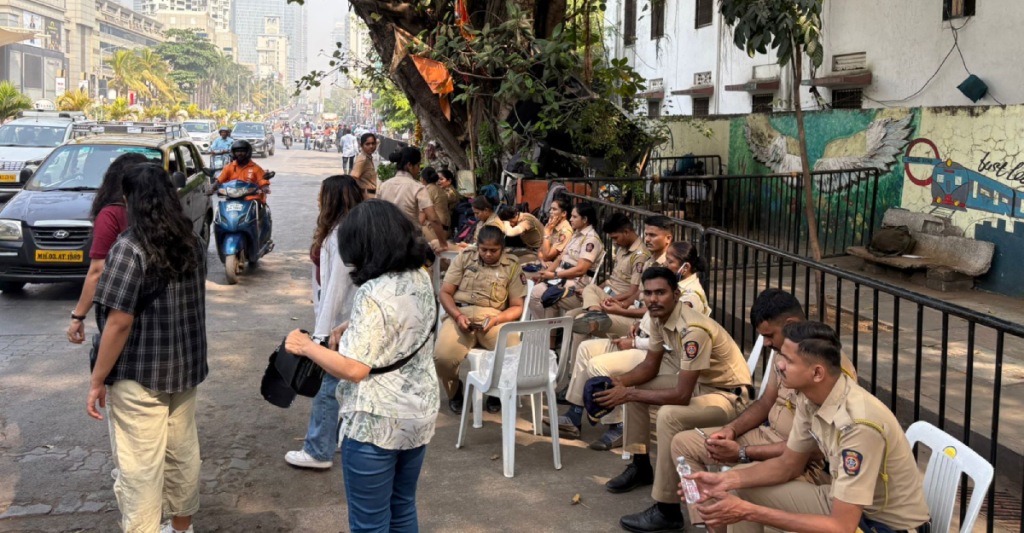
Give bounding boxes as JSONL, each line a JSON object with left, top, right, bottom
{"left": 738, "top": 445, "right": 751, "bottom": 464}
{"left": 70, "top": 311, "right": 86, "bottom": 321}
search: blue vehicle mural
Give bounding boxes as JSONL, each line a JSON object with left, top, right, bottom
{"left": 903, "top": 138, "right": 1023, "bottom": 218}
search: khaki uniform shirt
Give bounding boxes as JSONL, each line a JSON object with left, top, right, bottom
{"left": 352, "top": 152, "right": 378, "bottom": 193}
{"left": 473, "top": 212, "right": 503, "bottom": 243}
{"left": 443, "top": 250, "right": 527, "bottom": 310}
{"left": 546, "top": 220, "right": 573, "bottom": 255}
{"left": 557, "top": 225, "right": 604, "bottom": 280}
{"left": 607, "top": 237, "right": 650, "bottom": 296}
{"left": 648, "top": 303, "right": 751, "bottom": 392}
{"left": 641, "top": 250, "right": 668, "bottom": 273}
{"left": 678, "top": 274, "right": 710, "bottom": 317}
{"left": 505, "top": 213, "right": 545, "bottom": 250}
{"left": 378, "top": 171, "right": 433, "bottom": 226}
{"left": 426, "top": 183, "right": 450, "bottom": 228}
{"left": 787, "top": 374, "right": 930, "bottom": 529}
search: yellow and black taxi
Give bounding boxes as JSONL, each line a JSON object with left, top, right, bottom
{"left": 0, "top": 122, "right": 212, "bottom": 292}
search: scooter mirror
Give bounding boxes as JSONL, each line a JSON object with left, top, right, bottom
{"left": 264, "top": 171, "right": 276, "bottom": 180}
{"left": 171, "top": 171, "right": 188, "bottom": 189}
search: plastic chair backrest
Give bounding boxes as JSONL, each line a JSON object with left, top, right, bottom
{"left": 521, "top": 279, "right": 535, "bottom": 321}
{"left": 746, "top": 335, "right": 765, "bottom": 376}
{"left": 485, "top": 317, "right": 572, "bottom": 392}
{"left": 905, "top": 421, "right": 994, "bottom": 533}
{"left": 757, "top": 350, "right": 776, "bottom": 400}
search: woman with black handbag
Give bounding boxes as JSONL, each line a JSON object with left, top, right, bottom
{"left": 284, "top": 175, "right": 364, "bottom": 470}
{"left": 285, "top": 200, "right": 438, "bottom": 533}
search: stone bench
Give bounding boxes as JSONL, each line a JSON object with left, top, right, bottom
{"left": 847, "top": 208, "right": 995, "bottom": 291}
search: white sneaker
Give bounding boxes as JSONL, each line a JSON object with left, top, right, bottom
{"left": 284, "top": 449, "right": 332, "bottom": 469}
{"left": 160, "top": 522, "right": 194, "bottom": 533}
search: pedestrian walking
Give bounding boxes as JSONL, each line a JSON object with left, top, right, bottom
{"left": 67, "top": 152, "right": 151, "bottom": 344}
{"left": 285, "top": 175, "right": 365, "bottom": 470}
{"left": 340, "top": 129, "right": 358, "bottom": 173}
{"left": 351, "top": 133, "right": 378, "bottom": 198}
{"left": 86, "top": 163, "right": 208, "bottom": 533}
{"left": 285, "top": 200, "right": 438, "bottom": 533}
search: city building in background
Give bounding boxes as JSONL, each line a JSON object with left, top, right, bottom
{"left": 256, "top": 15, "right": 287, "bottom": 81}
{"left": 231, "top": 0, "right": 305, "bottom": 81}
{"left": 74, "top": 0, "right": 164, "bottom": 101}
{"left": 0, "top": 0, "right": 69, "bottom": 102}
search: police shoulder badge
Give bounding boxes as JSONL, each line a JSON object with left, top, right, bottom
{"left": 684, "top": 341, "right": 699, "bottom": 359}
{"left": 585, "top": 243, "right": 595, "bottom": 252}
{"left": 558, "top": 233, "right": 567, "bottom": 243}
{"left": 635, "top": 262, "right": 643, "bottom": 273}
{"left": 520, "top": 272, "right": 527, "bottom": 285}
{"left": 842, "top": 449, "right": 863, "bottom": 476}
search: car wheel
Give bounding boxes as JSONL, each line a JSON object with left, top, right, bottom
{"left": 0, "top": 281, "right": 26, "bottom": 293}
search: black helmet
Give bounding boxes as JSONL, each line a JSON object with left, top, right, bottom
{"left": 230, "top": 139, "right": 252, "bottom": 156}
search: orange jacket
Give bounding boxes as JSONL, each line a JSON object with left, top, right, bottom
{"left": 218, "top": 161, "right": 269, "bottom": 202}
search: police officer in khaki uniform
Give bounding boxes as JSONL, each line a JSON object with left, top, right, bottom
{"left": 690, "top": 321, "right": 930, "bottom": 533}
{"left": 594, "top": 267, "right": 752, "bottom": 496}
{"left": 470, "top": 195, "right": 503, "bottom": 244}
{"left": 497, "top": 205, "right": 545, "bottom": 253}
{"left": 619, "top": 289, "right": 857, "bottom": 532}
{"left": 539, "top": 197, "right": 574, "bottom": 265}
{"left": 377, "top": 147, "right": 447, "bottom": 251}
{"left": 435, "top": 225, "right": 527, "bottom": 414}
{"left": 528, "top": 202, "right": 604, "bottom": 320}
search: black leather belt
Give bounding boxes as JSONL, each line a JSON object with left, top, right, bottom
{"left": 365, "top": 188, "right": 377, "bottom": 194}
{"left": 713, "top": 384, "right": 756, "bottom": 400}
{"left": 559, "top": 261, "right": 596, "bottom": 277}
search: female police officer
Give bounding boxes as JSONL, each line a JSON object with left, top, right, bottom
{"left": 435, "top": 226, "right": 527, "bottom": 414}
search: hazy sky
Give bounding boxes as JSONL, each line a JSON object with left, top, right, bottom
{"left": 303, "top": 0, "right": 348, "bottom": 74}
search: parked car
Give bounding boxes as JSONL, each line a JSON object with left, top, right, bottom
{"left": 231, "top": 121, "right": 274, "bottom": 157}
{"left": 0, "top": 123, "right": 213, "bottom": 292}
{"left": 0, "top": 111, "right": 88, "bottom": 199}
{"left": 182, "top": 119, "right": 218, "bottom": 153}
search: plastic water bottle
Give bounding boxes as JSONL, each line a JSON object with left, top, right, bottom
{"left": 676, "top": 456, "right": 702, "bottom": 504}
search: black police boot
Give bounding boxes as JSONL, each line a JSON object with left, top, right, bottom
{"left": 619, "top": 503, "right": 685, "bottom": 532}
{"left": 605, "top": 458, "right": 654, "bottom": 493}
{"left": 448, "top": 381, "right": 464, "bottom": 415}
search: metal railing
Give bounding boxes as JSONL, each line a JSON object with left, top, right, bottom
{"left": 704, "top": 228, "right": 1024, "bottom": 533}
{"left": 559, "top": 191, "right": 1024, "bottom": 532}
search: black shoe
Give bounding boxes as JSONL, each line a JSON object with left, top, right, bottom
{"left": 556, "top": 388, "right": 571, "bottom": 405}
{"left": 485, "top": 396, "right": 502, "bottom": 413}
{"left": 448, "top": 382, "right": 464, "bottom": 415}
{"left": 606, "top": 463, "right": 654, "bottom": 493}
{"left": 619, "top": 503, "right": 684, "bottom": 533}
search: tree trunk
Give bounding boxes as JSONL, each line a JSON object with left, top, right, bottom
{"left": 792, "top": 48, "right": 822, "bottom": 262}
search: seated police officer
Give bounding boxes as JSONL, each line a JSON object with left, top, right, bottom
{"left": 435, "top": 226, "right": 527, "bottom": 414}
{"left": 688, "top": 322, "right": 930, "bottom": 533}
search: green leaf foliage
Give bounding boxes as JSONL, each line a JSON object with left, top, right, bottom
{"left": 718, "top": 0, "right": 824, "bottom": 68}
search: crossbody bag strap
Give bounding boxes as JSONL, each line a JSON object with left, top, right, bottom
{"left": 369, "top": 293, "right": 439, "bottom": 376}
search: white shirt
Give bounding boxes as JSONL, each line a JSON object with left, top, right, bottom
{"left": 312, "top": 224, "right": 357, "bottom": 338}
{"left": 340, "top": 134, "right": 358, "bottom": 157}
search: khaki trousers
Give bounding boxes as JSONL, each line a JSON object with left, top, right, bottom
{"left": 107, "top": 380, "right": 201, "bottom": 533}
{"left": 565, "top": 340, "right": 647, "bottom": 425}
{"left": 434, "top": 306, "right": 513, "bottom": 399}
{"left": 667, "top": 425, "right": 785, "bottom": 524}
{"left": 728, "top": 480, "right": 832, "bottom": 533}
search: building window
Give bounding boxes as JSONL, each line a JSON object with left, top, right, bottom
{"left": 651, "top": 0, "right": 665, "bottom": 39}
{"left": 943, "top": 0, "right": 975, "bottom": 19}
{"left": 752, "top": 94, "right": 774, "bottom": 113}
{"left": 695, "top": 0, "right": 713, "bottom": 28}
{"left": 832, "top": 88, "right": 863, "bottom": 110}
{"left": 692, "top": 97, "right": 710, "bottom": 117}
{"left": 624, "top": 0, "right": 636, "bottom": 45}
{"left": 24, "top": 55, "right": 43, "bottom": 90}
{"left": 648, "top": 99, "right": 662, "bottom": 118}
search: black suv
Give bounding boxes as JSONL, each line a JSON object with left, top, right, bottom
{"left": 0, "top": 124, "right": 213, "bottom": 292}
{"left": 231, "top": 122, "right": 275, "bottom": 158}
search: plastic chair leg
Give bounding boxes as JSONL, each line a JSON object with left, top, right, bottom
{"left": 531, "top": 393, "right": 543, "bottom": 435}
{"left": 456, "top": 380, "right": 474, "bottom": 448}
{"left": 472, "top": 389, "right": 484, "bottom": 429}
{"left": 500, "top": 388, "right": 518, "bottom": 478}
{"left": 546, "top": 384, "right": 562, "bottom": 470}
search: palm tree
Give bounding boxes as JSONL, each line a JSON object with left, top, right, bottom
{"left": 105, "top": 97, "right": 130, "bottom": 120}
{"left": 106, "top": 50, "right": 148, "bottom": 101}
{"left": 56, "top": 89, "right": 94, "bottom": 113}
{"left": 136, "top": 49, "right": 180, "bottom": 104}
{"left": 0, "top": 81, "right": 32, "bottom": 121}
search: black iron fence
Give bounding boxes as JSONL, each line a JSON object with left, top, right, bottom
{"left": 558, "top": 194, "right": 1024, "bottom": 532}
{"left": 703, "top": 228, "right": 1024, "bottom": 533}
{"left": 545, "top": 167, "right": 881, "bottom": 259}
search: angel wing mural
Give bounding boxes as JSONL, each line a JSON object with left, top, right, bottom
{"left": 744, "top": 113, "right": 914, "bottom": 193}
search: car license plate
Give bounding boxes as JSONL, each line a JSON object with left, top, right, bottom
{"left": 225, "top": 203, "right": 244, "bottom": 211}
{"left": 35, "top": 250, "right": 84, "bottom": 262}
{"left": 0, "top": 173, "right": 16, "bottom": 182}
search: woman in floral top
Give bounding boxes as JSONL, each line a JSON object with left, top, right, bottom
{"left": 286, "top": 199, "right": 438, "bottom": 533}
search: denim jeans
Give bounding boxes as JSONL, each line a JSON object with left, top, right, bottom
{"left": 302, "top": 373, "right": 340, "bottom": 462}
{"left": 341, "top": 438, "right": 427, "bottom": 533}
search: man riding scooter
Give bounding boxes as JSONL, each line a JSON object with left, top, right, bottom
{"left": 215, "top": 140, "right": 271, "bottom": 230}
{"left": 211, "top": 126, "right": 234, "bottom": 154}
{"left": 210, "top": 140, "right": 275, "bottom": 283}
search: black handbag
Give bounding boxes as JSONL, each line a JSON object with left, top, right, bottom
{"left": 271, "top": 331, "right": 327, "bottom": 398}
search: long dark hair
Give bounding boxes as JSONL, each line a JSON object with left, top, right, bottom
{"left": 337, "top": 200, "right": 429, "bottom": 286}
{"left": 90, "top": 152, "right": 151, "bottom": 218}
{"left": 313, "top": 175, "right": 363, "bottom": 256}
{"left": 122, "top": 163, "right": 199, "bottom": 280}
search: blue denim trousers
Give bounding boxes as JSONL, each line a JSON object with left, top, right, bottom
{"left": 341, "top": 438, "right": 428, "bottom": 533}
{"left": 302, "top": 373, "right": 340, "bottom": 462}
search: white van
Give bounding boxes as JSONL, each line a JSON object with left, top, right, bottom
{"left": 182, "top": 119, "right": 218, "bottom": 153}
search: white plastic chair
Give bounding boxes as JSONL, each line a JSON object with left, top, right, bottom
{"left": 757, "top": 350, "right": 776, "bottom": 400}
{"left": 905, "top": 421, "right": 994, "bottom": 533}
{"left": 464, "top": 280, "right": 535, "bottom": 409}
{"left": 456, "top": 316, "right": 573, "bottom": 478}
{"left": 746, "top": 335, "right": 765, "bottom": 376}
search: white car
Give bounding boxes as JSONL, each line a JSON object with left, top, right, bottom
{"left": 0, "top": 111, "right": 86, "bottom": 199}
{"left": 182, "top": 119, "right": 218, "bottom": 153}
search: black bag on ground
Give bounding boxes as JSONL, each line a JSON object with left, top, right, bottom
{"left": 867, "top": 226, "right": 916, "bottom": 257}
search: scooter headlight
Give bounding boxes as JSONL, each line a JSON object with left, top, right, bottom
{"left": 223, "top": 186, "right": 249, "bottom": 198}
